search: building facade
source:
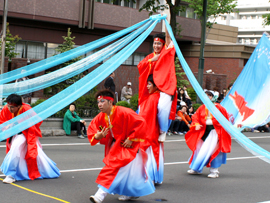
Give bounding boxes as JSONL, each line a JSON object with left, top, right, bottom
{"left": 0, "top": 0, "right": 201, "bottom": 99}
{"left": 211, "top": 0, "right": 270, "bottom": 45}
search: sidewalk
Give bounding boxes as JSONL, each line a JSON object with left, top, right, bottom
{"left": 40, "top": 118, "right": 92, "bottom": 137}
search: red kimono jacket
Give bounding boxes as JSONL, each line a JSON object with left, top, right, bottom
{"left": 139, "top": 91, "right": 162, "bottom": 169}
{"left": 137, "top": 43, "right": 177, "bottom": 119}
{"left": 185, "top": 103, "right": 231, "bottom": 167}
{"left": 87, "top": 106, "right": 147, "bottom": 189}
{"left": 0, "top": 103, "right": 42, "bottom": 180}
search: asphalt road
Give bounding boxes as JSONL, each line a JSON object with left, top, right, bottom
{"left": 0, "top": 132, "right": 270, "bottom": 203}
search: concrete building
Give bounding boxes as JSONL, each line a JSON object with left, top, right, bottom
{"left": 211, "top": 0, "right": 270, "bottom": 46}
{"left": 0, "top": 0, "right": 201, "bottom": 99}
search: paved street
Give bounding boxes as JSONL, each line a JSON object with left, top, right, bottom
{"left": 0, "top": 132, "right": 270, "bottom": 203}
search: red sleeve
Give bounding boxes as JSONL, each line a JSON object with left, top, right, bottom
{"left": 137, "top": 53, "right": 155, "bottom": 105}
{"left": 153, "top": 46, "right": 177, "bottom": 95}
{"left": 137, "top": 54, "right": 153, "bottom": 75}
{"left": 87, "top": 113, "right": 111, "bottom": 146}
{"left": 0, "top": 106, "right": 10, "bottom": 125}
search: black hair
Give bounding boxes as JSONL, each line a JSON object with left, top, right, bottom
{"left": 69, "top": 103, "right": 76, "bottom": 109}
{"left": 180, "top": 105, "right": 188, "bottom": 110}
{"left": 6, "top": 94, "right": 22, "bottom": 106}
{"left": 205, "top": 91, "right": 214, "bottom": 97}
{"left": 153, "top": 33, "right": 165, "bottom": 43}
{"left": 147, "top": 74, "right": 156, "bottom": 87}
{"left": 95, "top": 89, "right": 115, "bottom": 104}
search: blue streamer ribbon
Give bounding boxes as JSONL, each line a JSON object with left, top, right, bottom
{"left": 0, "top": 18, "right": 159, "bottom": 141}
{"left": 164, "top": 19, "right": 270, "bottom": 163}
{"left": 0, "top": 19, "right": 150, "bottom": 84}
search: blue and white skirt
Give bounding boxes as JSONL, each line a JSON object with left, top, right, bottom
{"left": 98, "top": 149, "right": 155, "bottom": 197}
{"left": 145, "top": 144, "right": 164, "bottom": 184}
{"left": 0, "top": 134, "right": 61, "bottom": 181}
{"left": 189, "top": 130, "right": 226, "bottom": 173}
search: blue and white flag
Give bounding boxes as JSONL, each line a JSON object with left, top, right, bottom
{"left": 221, "top": 33, "right": 270, "bottom": 129}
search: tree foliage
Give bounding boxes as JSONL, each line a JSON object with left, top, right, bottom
{"left": 45, "top": 28, "right": 82, "bottom": 94}
{"left": 175, "top": 57, "right": 189, "bottom": 87}
{"left": 137, "top": 0, "right": 237, "bottom": 34}
{"left": 0, "top": 23, "right": 21, "bottom": 61}
{"left": 185, "top": 0, "right": 237, "bottom": 28}
{"left": 263, "top": 13, "right": 270, "bottom": 26}
{"left": 138, "top": 0, "right": 185, "bottom": 36}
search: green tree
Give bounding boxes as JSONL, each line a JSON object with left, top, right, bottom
{"left": 45, "top": 28, "right": 82, "bottom": 94}
{"left": 0, "top": 23, "right": 21, "bottom": 61}
{"left": 138, "top": 0, "right": 185, "bottom": 36}
{"left": 263, "top": 13, "right": 270, "bottom": 26}
{"left": 175, "top": 57, "right": 189, "bottom": 87}
{"left": 185, "top": 0, "right": 237, "bottom": 28}
{"left": 131, "top": 0, "right": 237, "bottom": 36}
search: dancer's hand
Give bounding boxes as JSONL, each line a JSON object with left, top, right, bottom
{"left": 151, "top": 54, "right": 160, "bottom": 62}
{"left": 95, "top": 127, "right": 109, "bottom": 140}
{"left": 195, "top": 125, "right": 203, "bottom": 131}
{"left": 122, "top": 139, "right": 133, "bottom": 148}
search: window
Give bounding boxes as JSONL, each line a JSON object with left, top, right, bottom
{"left": 27, "top": 42, "right": 45, "bottom": 59}
{"left": 186, "top": 8, "right": 195, "bottom": 19}
{"left": 14, "top": 41, "right": 26, "bottom": 58}
{"left": 178, "top": 6, "right": 197, "bottom": 19}
{"left": 47, "top": 43, "right": 60, "bottom": 58}
{"left": 134, "top": 53, "right": 147, "bottom": 65}
{"left": 122, "top": 55, "right": 133, "bottom": 65}
{"left": 124, "top": 0, "right": 136, "bottom": 8}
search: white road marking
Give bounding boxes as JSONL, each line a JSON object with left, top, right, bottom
{"left": 0, "top": 155, "right": 266, "bottom": 176}
{"left": 1, "top": 135, "right": 269, "bottom": 148}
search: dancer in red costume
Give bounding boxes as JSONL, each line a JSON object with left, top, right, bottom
{"left": 185, "top": 91, "right": 231, "bottom": 178}
{"left": 0, "top": 94, "right": 60, "bottom": 184}
{"left": 88, "top": 90, "right": 154, "bottom": 203}
{"left": 137, "top": 21, "right": 177, "bottom": 142}
{"left": 139, "top": 74, "right": 164, "bottom": 184}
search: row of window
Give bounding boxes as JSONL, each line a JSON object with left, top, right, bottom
{"left": 95, "top": 0, "right": 198, "bottom": 20}
{"left": 238, "top": 38, "right": 258, "bottom": 44}
{"left": 95, "top": 0, "right": 136, "bottom": 9}
{"left": 14, "top": 41, "right": 147, "bottom": 66}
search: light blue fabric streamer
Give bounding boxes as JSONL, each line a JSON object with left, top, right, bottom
{"left": 0, "top": 18, "right": 159, "bottom": 141}
{"left": 0, "top": 20, "right": 153, "bottom": 97}
{"left": 221, "top": 33, "right": 270, "bottom": 129}
{"left": 0, "top": 19, "right": 150, "bottom": 85}
{"left": 164, "top": 19, "right": 270, "bottom": 163}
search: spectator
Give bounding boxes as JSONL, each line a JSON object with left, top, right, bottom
{"left": 104, "top": 72, "right": 115, "bottom": 93}
{"left": 218, "top": 89, "right": 227, "bottom": 102}
{"left": 169, "top": 105, "right": 191, "bottom": 135}
{"left": 226, "top": 83, "right": 233, "bottom": 96}
{"left": 63, "top": 103, "right": 87, "bottom": 139}
{"left": 213, "top": 87, "right": 220, "bottom": 103}
{"left": 254, "top": 123, "right": 270, "bottom": 133}
{"left": 188, "top": 106, "right": 194, "bottom": 118}
{"left": 15, "top": 75, "right": 32, "bottom": 104}
{"left": 183, "top": 86, "right": 192, "bottom": 107}
{"left": 177, "top": 88, "right": 187, "bottom": 108}
{"left": 121, "top": 82, "right": 132, "bottom": 103}
{"left": 176, "top": 105, "right": 191, "bottom": 134}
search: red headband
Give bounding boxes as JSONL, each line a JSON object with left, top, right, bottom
{"left": 7, "top": 102, "right": 19, "bottom": 107}
{"left": 97, "top": 95, "right": 114, "bottom": 102}
{"left": 154, "top": 37, "right": 165, "bottom": 44}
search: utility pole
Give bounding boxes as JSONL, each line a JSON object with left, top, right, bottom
{"left": 1, "top": 0, "right": 8, "bottom": 74}
{"left": 196, "top": 0, "right": 207, "bottom": 103}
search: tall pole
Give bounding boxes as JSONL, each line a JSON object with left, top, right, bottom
{"left": 196, "top": 0, "right": 207, "bottom": 103}
{"left": 1, "top": 0, "right": 8, "bottom": 74}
